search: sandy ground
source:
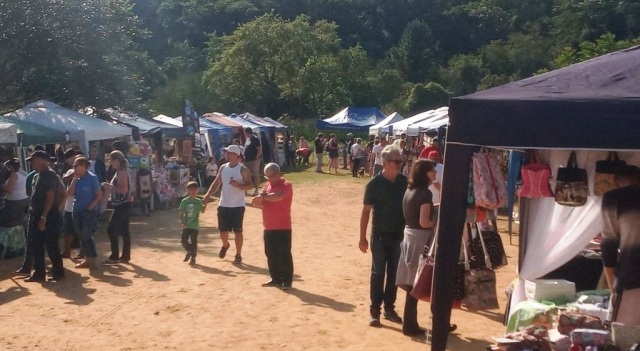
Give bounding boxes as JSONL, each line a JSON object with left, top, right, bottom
{"left": 0, "top": 169, "right": 519, "bottom": 351}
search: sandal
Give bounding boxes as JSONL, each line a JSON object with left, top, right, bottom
{"left": 218, "top": 243, "right": 230, "bottom": 259}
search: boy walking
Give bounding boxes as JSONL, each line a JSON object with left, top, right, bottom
{"left": 179, "top": 181, "right": 206, "bottom": 265}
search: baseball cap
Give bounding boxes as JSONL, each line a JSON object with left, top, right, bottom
{"left": 223, "top": 145, "right": 242, "bottom": 155}
{"left": 26, "top": 150, "right": 51, "bottom": 161}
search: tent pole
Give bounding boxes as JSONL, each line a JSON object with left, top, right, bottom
{"left": 431, "top": 143, "right": 476, "bottom": 351}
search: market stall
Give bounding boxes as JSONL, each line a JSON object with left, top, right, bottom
{"left": 0, "top": 122, "right": 17, "bottom": 145}
{"left": 430, "top": 46, "right": 640, "bottom": 351}
{"left": 368, "top": 112, "right": 404, "bottom": 136}
{"left": 316, "top": 106, "right": 386, "bottom": 132}
{"left": 3, "top": 100, "right": 132, "bottom": 154}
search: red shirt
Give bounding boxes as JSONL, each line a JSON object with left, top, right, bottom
{"left": 419, "top": 145, "right": 440, "bottom": 161}
{"left": 262, "top": 178, "right": 293, "bottom": 230}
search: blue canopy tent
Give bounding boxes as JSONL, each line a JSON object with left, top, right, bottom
{"left": 316, "top": 107, "right": 386, "bottom": 132}
{"left": 223, "top": 113, "right": 276, "bottom": 163}
{"left": 199, "top": 118, "right": 234, "bottom": 159}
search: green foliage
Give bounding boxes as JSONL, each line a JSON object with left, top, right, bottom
{"left": 555, "top": 33, "right": 640, "bottom": 67}
{"left": 404, "top": 82, "right": 450, "bottom": 115}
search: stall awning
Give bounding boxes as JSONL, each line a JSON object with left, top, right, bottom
{"left": 0, "top": 116, "right": 67, "bottom": 145}
{"left": 105, "top": 109, "right": 186, "bottom": 138}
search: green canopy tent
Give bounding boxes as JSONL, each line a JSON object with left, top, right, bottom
{"left": 0, "top": 116, "right": 67, "bottom": 145}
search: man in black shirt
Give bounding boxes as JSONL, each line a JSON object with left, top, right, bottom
{"left": 23, "top": 151, "right": 66, "bottom": 282}
{"left": 359, "top": 144, "right": 407, "bottom": 327}
{"left": 314, "top": 133, "right": 325, "bottom": 173}
{"left": 244, "top": 127, "right": 262, "bottom": 196}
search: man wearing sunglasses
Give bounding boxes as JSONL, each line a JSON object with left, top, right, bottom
{"left": 359, "top": 145, "right": 407, "bottom": 327}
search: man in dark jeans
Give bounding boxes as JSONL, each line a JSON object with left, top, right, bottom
{"left": 22, "top": 150, "right": 66, "bottom": 282}
{"left": 359, "top": 144, "right": 407, "bottom": 327}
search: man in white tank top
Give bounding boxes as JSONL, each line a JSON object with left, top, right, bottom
{"left": 203, "top": 145, "right": 253, "bottom": 264}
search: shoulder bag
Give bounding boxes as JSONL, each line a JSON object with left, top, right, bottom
{"left": 594, "top": 151, "right": 626, "bottom": 196}
{"left": 518, "top": 150, "right": 553, "bottom": 198}
{"left": 472, "top": 148, "right": 508, "bottom": 209}
{"left": 554, "top": 151, "right": 589, "bottom": 207}
{"left": 462, "top": 230, "right": 500, "bottom": 311}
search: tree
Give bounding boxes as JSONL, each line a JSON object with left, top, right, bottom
{"left": 203, "top": 14, "right": 349, "bottom": 118}
{"left": 404, "top": 82, "right": 450, "bottom": 115}
{"left": 555, "top": 33, "right": 640, "bottom": 67}
{"left": 386, "top": 20, "right": 441, "bottom": 83}
{"left": 0, "top": 0, "right": 163, "bottom": 112}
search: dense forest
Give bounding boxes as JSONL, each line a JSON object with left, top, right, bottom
{"left": 1, "top": 0, "right": 639, "bottom": 119}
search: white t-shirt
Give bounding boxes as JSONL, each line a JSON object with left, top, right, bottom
{"left": 350, "top": 143, "right": 362, "bottom": 158}
{"left": 428, "top": 163, "right": 444, "bottom": 205}
{"left": 5, "top": 170, "right": 29, "bottom": 201}
{"left": 372, "top": 144, "right": 384, "bottom": 166}
{"left": 219, "top": 163, "right": 246, "bottom": 208}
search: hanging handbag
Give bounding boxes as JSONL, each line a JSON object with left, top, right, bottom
{"left": 462, "top": 231, "right": 500, "bottom": 311}
{"left": 594, "top": 152, "right": 626, "bottom": 196}
{"left": 472, "top": 148, "right": 508, "bottom": 209}
{"left": 555, "top": 151, "right": 589, "bottom": 207}
{"left": 410, "top": 239, "right": 436, "bottom": 302}
{"left": 518, "top": 150, "right": 553, "bottom": 198}
{"left": 468, "top": 224, "right": 508, "bottom": 270}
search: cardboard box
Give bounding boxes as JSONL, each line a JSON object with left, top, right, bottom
{"left": 525, "top": 279, "right": 576, "bottom": 302}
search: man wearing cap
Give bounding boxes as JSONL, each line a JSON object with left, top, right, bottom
{"left": 23, "top": 150, "right": 67, "bottom": 282}
{"left": 204, "top": 145, "right": 253, "bottom": 264}
{"left": 243, "top": 127, "right": 262, "bottom": 197}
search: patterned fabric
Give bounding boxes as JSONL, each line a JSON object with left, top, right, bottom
{"left": 469, "top": 230, "right": 508, "bottom": 269}
{"left": 0, "top": 225, "right": 26, "bottom": 259}
{"left": 594, "top": 152, "right": 626, "bottom": 196}
{"left": 555, "top": 151, "right": 589, "bottom": 207}
{"left": 557, "top": 311, "right": 604, "bottom": 335}
{"left": 472, "top": 150, "right": 508, "bottom": 209}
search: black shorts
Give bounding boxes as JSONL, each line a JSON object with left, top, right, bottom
{"left": 63, "top": 211, "right": 76, "bottom": 235}
{"left": 217, "top": 207, "right": 245, "bottom": 233}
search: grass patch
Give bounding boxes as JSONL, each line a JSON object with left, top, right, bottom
{"left": 278, "top": 163, "right": 371, "bottom": 186}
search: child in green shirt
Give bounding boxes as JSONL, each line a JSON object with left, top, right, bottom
{"left": 179, "top": 181, "right": 206, "bottom": 265}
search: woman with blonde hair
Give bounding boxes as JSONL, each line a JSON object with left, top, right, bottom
{"left": 103, "top": 150, "right": 131, "bottom": 264}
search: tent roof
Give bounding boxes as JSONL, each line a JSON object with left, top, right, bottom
{"left": 3, "top": 100, "right": 132, "bottom": 142}
{"left": 368, "top": 112, "right": 404, "bottom": 135}
{"left": 222, "top": 113, "right": 266, "bottom": 132}
{"left": 153, "top": 115, "right": 182, "bottom": 127}
{"left": 198, "top": 117, "right": 234, "bottom": 132}
{"left": 105, "top": 109, "right": 186, "bottom": 138}
{"left": 202, "top": 112, "right": 244, "bottom": 129}
{"left": 388, "top": 107, "right": 448, "bottom": 135}
{"left": 448, "top": 45, "right": 640, "bottom": 150}
{"left": 0, "top": 115, "right": 67, "bottom": 145}
{"left": 239, "top": 113, "right": 275, "bottom": 129}
{"left": 0, "top": 122, "right": 18, "bottom": 144}
{"left": 263, "top": 117, "right": 288, "bottom": 129}
{"left": 406, "top": 114, "right": 449, "bottom": 136}
{"left": 316, "top": 107, "right": 386, "bottom": 132}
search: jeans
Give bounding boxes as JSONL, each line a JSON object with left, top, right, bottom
{"left": 370, "top": 234, "right": 402, "bottom": 314}
{"left": 107, "top": 202, "right": 131, "bottom": 261}
{"left": 352, "top": 158, "right": 361, "bottom": 177}
{"left": 315, "top": 153, "right": 323, "bottom": 171}
{"left": 29, "top": 210, "right": 64, "bottom": 277}
{"left": 181, "top": 228, "right": 199, "bottom": 257}
{"left": 264, "top": 230, "right": 294, "bottom": 285}
{"left": 73, "top": 209, "right": 98, "bottom": 258}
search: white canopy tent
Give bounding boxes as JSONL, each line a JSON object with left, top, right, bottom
{"left": 3, "top": 100, "right": 132, "bottom": 153}
{"left": 406, "top": 113, "right": 449, "bottom": 136}
{"left": 388, "top": 107, "right": 448, "bottom": 136}
{"left": 0, "top": 122, "right": 18, "bottom": 144}
{"left": 368, "top": 112, "right": 404, "bottom": 136}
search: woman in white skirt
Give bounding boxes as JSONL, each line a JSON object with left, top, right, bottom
{"left": 396, "top": 159, "right": 437, "bottom": 336}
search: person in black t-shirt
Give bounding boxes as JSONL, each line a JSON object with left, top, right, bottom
{"left": 243, "top": 127, "right": 262, "bottom": 196}
{"left": 314, "top": 133, "right": 325, "bottom": 173}
{"left": 359, "top": 144, "right": 407, "bottom": 327}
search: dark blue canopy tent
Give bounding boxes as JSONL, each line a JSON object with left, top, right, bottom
{"left": 316, "top": 107, "right": 386, "bottom": 132}
{"left": 431, "top": 46, "right": 640, "bottom": 351}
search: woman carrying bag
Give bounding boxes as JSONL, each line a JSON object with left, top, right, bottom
{"left": 396, "top": 159, "right": 438, "bottom": 337}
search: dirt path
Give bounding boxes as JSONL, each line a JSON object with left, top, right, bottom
{"left": 0, "top": 169, "right": 519, "bottom": 350}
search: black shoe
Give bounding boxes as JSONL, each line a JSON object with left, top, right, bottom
{"left": 383, "top": 310, "right": 403, "bottom": 323}
{"left": 189, "top": 257, "right": 196, "bottom": 266}
{"left": 280, "top": 284, "right": 292, "bottom": 291}
{"left": 261, "top": 280, "right": 281, "bottom": 287}
{"left": 119, "top": 257, "right": 130, "bottom": 264}
{"left": 183, "top": 252, "right": 191, "bottom": 262}
{"left": 403, "top": 327, "right": 426, "bottom": 337}
{"left": 24, "top": 274, "right": 46, "bottom": 282}
{"left": 233, "top": 255, "right": 242, "bottom": 264}
{"left": 449, "top": 324, "right": 458, "bottom": 333}
{"left": 369, "top": 314, "right": 382, "bottom": 327}
{"left": 14, "top": 268, "right": 30, "bottom": 276}
{"left": 218, "top": 243, "right": 230, "bottom": 259}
